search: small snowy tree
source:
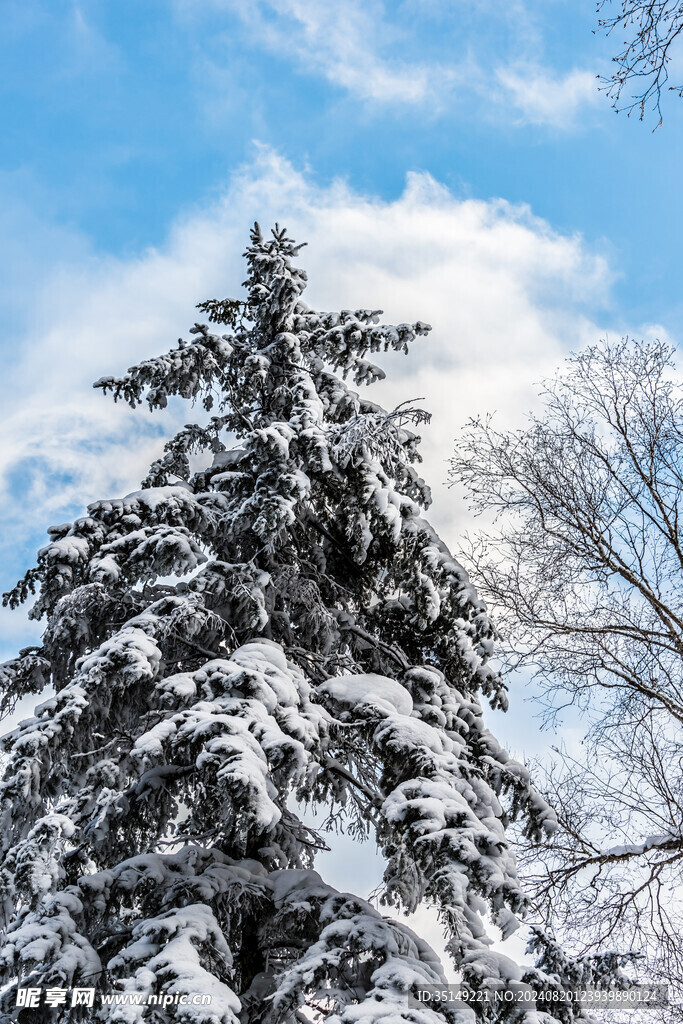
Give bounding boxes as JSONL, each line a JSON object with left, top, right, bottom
{"left": 0, "top": 225, "right": 604, "bottom": 1022}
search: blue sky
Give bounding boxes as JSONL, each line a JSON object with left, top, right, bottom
{"left": 0, "top": 0, "right": 681, "bottom": 962}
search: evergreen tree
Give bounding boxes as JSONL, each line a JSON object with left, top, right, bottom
{"left": 0, "top": 225, "right": 603, "bottom": 1022}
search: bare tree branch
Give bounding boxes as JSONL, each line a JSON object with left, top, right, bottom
{"left": 451, "top": 337, "right": 683, "bottom": 1001}
{"left": 597, "top": 0, "right": 683, "bottom": 124}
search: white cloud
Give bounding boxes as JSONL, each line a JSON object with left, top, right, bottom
{"left": 0, "top": 149, "right": 621, "bottom": 663}
{"left": 496, "top": 64, "right": 600, "bottom": 128}
{"left": 0, "top": 146, "right": 618, "bottom": 669}
{"left": 0, "top": 149, "right": 614, "bottom": 553}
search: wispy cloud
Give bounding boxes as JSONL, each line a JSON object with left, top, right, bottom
{"left": 177, "top": 0, "right": 602, "bottom": 128}
{"left": 64, "top": 3, "right": 122, "bottom": 77}
{"left": 496, "top": 64, "right": 600, "bottom": 128}
{"left": 187, "top": 0, "right": 460, "bottom": 106}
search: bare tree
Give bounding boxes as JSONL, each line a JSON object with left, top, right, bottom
{"left": 450, "top": 338, "right": 683, "bottom": 1004}
{"left": 597, "top": 1, "right": 683, "bottom": 124}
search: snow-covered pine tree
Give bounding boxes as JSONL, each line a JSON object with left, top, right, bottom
{"left": 0, "top": 224, "right": 592, "bottom": 1023}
